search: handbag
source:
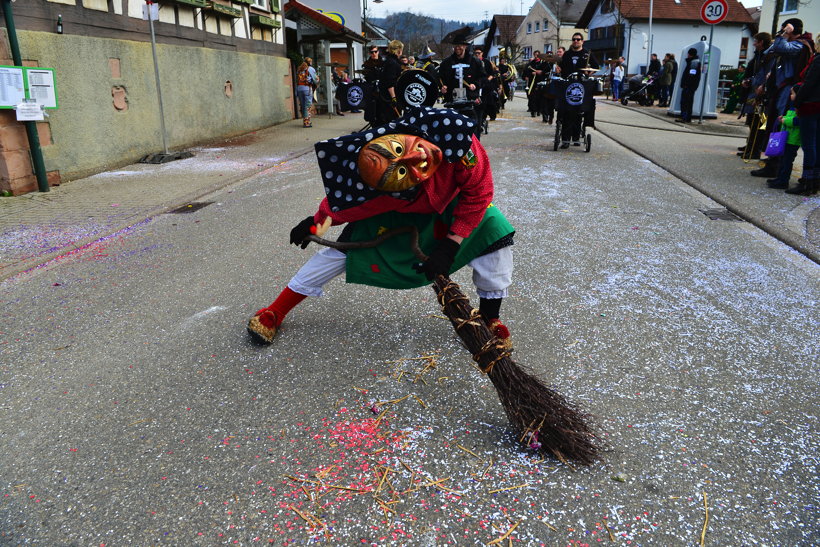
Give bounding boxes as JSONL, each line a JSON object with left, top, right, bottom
{"left": 764, "top": 122, "right": 787, "bottom": 157}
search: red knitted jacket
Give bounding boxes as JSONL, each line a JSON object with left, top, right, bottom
{"left": 313, "top": 138, "right": 493, "bottom": 239}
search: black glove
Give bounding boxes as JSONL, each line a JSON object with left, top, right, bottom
{"left": 412, "top": 238, "right": 460, "bottom": 280}
{"left": 290, "top": 216, "right": 315, "bottom": 249}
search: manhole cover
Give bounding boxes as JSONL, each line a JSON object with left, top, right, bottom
{"left": 699, "top": 208, "right": 744, "bottom": 221}
{"left": 169, "top": 201, "right": 214, "bottom": 214}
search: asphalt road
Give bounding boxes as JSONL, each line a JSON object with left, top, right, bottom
{"left": 1, "top": 98, "right": 818, "bottom": 546}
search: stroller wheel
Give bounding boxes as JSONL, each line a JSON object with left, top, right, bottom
{"left": 621, "top": 98, "right": 628, "bottom": 106}
{"left": 584, "top": 134, "right": 591, "bottom": 153}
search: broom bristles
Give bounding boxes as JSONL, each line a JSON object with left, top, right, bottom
{"left": 433, "top": 276, "right": 602, "bottom": 466}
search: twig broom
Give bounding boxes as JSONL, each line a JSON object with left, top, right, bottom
{"left": 307, "top": 227, "right": 602, "bottom": 465}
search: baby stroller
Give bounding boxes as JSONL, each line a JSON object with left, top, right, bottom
{"left": 621, "top": 73, "right": 656, "bottom": 106}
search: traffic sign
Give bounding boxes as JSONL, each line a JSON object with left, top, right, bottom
{"left": 701, "top": 0, "right": 728, "bottom": 25}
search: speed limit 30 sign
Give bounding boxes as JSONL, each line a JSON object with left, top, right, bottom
{"left": 701, "top": 0, "right": 728, "bottom": 25}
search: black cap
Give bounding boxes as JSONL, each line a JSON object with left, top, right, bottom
{"left": 444, "top": 26, "right": 472, "bottom": 45}
{"left": 688, "top": 47, "right": 698, "bottom": 56}
{"left": 782, "top": 18, "right": 803, "bottom": 34}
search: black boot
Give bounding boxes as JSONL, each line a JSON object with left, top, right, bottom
{"left": 751, "top": 159, "right": 778, "bottom": 178}
{"left": 786, "top": 169, "right": 817, "bottom": 195}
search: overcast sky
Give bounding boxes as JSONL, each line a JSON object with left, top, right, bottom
{"left": 368, "top": 0, "right": 763, "bottom": 28}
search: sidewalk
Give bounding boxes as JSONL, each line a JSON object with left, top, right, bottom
{"left": 1, "top": 98, "right": 818, "bottom": 282}
{"left": 594, "top": 99, "right": 820, "bottom": 263}
{"left": 0, "top": 112, "right": 368, "bottom": 281}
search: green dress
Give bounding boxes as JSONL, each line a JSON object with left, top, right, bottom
{"left": 344, "top": 201, "right": 514, "bottom": 289}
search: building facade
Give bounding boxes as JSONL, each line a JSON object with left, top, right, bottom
{"left": 1, "top": 0, "right": 287, "bottom": 194}
{"left": 759, "top": 0, "right": 819, "bottom": 41}
{"left": 516, "top": 0, "right": 589, "bottom": 60}
{"left": 578, "top": 0, "right": 753, "bottom": 76}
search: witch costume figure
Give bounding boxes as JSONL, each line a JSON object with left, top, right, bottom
{"left": 247, "top": 107, "right": 515, "bottom": 345}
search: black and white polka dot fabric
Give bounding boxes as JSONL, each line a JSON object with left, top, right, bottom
{"left": 314, "top": 107, "right": 475, "bottom": 213}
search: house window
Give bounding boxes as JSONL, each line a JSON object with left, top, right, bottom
{"left": 252, "top": 0, "right": 269, "bottom": 9}
{"left": 535, "top": 22, "right": 540, "bottom": 32}
{"left": 781, "top": 0, "right": 798, "bottom": 12}
{"left": 523, "top": 46, "right": 532, "bottom": 59}
{"left": 527, "top": 23, "right": 532, "bottom": 34}
{"left": 543, "top": 19, "right": 549, "bottom": 32}
{"left": 739, "top": 37, "right": 748, "bottom": 60}
{"left": 601, "top": 0, "right": 615, "bottom": 14}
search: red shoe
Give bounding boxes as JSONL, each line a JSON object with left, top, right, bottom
{"left": 247, "top": 308, "right": 279, "bottom": 344}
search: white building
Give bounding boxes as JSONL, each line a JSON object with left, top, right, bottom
{"left": 759, "top": 0, "right": 820, "bottom": 42}
{"left": 577, "top": 0, "right": 755, "bottom": 75}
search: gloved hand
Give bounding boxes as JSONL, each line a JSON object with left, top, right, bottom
{"left": 412, "top": 238, "right": 460, "bottom": 280}
{"left": 290, "top": 216, "right": 315, "bottom": 249}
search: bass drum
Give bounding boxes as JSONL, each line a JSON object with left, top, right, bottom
{"left": 340, "top": 79, "right": 367, "bottom": 112}
{"left": 396, "top": 69, "right": 440, "bottom": 109}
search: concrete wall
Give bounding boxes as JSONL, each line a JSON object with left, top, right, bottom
{"left": 16, "top": 31, "right": 293, "bottom": 183}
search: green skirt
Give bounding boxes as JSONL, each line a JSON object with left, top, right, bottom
{"left": 345, "top": 202, "right": 514, "bottom": 289}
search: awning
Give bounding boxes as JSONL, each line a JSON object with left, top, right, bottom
{"left": 284, "top": 0, "right": 366, "bottom": 44}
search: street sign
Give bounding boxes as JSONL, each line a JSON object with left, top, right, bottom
{"left": 701, "top": 0, "right": 728, "bottom": 25}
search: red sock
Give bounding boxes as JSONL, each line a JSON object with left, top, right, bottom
{"left": 256, "top": 287, "right": 307, "bottom": 328}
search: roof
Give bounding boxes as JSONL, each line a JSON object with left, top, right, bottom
{"left": 542, "top": 0, "right": 590, "bottom": 25}
{"left": 494, "top": 15, "right": 526, "bottom": 42}
{"left": 577, "top": 0, "right": 754, "bottom": 28}
{"left": 284, "top": 0, "right": 367, "bottom": 43}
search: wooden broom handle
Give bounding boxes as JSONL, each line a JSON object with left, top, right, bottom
{"left": 305, "top": 225, "right": 429, "bottom": 262}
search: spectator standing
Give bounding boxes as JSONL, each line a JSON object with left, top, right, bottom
{"left": 789, "top": 40, "right": 820, "bottom": 195}
{"left": 612, "top": 59, "right": 624, "bottom": 101}
{"left": 753, "top": 18, "right": 815, "bottom": 178}
{"left": 737, "top": 33, "right": 774, "bottom": 159}
{"left": 296, "top": 57, "right": 318, "bottom": 128}
{"left": 767, "top": 85, "right": 801, "bottom": 190}
{"left": 668, "top": 53, "right": 678, "bottom": 98}
{"left": 676, "top": 48, "right": 701, "bottom": 123}
{"left": 657, "top": 54, "right": 674, "bottom": 107}
{"left": 648, "top": 53, "right": 661, "bottom": 77}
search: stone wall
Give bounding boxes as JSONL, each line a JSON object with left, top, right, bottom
{"left": 0, "top": 27, "right": 293, "bottom": 194}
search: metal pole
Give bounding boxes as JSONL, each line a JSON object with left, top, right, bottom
{"left": 698, "top": 24, "right": 713, "bottom": 124}
{"left": 147, "top": 5, "right": 169, "bottom": 154}
{"left": 2, "top": 0, "right": 49, "bottom": 192}
{"left": 646, "top": 0, "right": 653, "bottom": 69}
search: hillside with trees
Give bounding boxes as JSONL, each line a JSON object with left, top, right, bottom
{"left": 372, "top": 13, "right": 488, "bottom": 57}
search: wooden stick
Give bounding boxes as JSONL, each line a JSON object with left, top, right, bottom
{"left": 488, "top": 520, "right": 520, "bottom": 545}
{"left": 700, "top": 491, "right": 709, "bottom": 546}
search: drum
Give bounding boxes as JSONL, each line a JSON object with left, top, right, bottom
{"left": 396, "top": 69, "right": 440, "bottom": 109}
{"left": 336, "top": 79, "right": 369, "bottom": 110}
{"left": 553, "top": 78, "right": 596, "bottom": 112}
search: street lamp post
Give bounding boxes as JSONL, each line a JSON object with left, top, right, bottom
{"left": 362, "top": 0, "right": 382, "bottom": 45}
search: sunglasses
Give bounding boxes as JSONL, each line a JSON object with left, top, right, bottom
{"left": 572, "top": 38, "right": 583, "bottom": 41}
{"left": 370, "top": 50, "right": 378, "bottom": 53}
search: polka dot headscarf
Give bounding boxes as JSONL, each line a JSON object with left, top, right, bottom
{"left": 314, "top": 106, "right": 475, "bottom": 213}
